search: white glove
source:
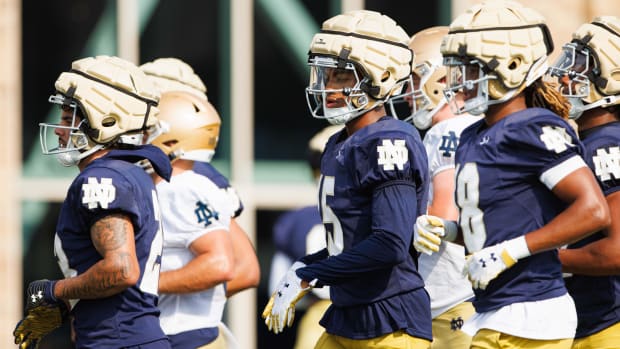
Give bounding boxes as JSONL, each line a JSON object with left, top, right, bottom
{"left": 262, "top": 262, "right": 311, "bottom": 334}
{"left": 463, "top": 236, "right": 531, "bottom": 290}
{"left": 414, "top": 215, "right": 447, "bottom": 255}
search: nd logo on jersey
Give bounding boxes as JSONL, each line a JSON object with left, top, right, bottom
{"left": 594, "top": 146, "right": 620, "bottom": 181}
{"left": 195, "top": 201, "right": 219, "bottom": 226}
{"left": 539, "top": 126, "right": 574, "bottom": 153}
{"left": 377, "top": 139, "right": 408, "bottom": 171}
{"left": 439, "top": 131, "right": 459, "bottom": 157}
{"left": 81, "top": 177, "right": 116, "bottom": 209}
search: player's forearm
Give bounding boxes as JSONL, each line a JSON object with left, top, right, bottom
{"left": 427, "top": 170, "right": 459, "bottom": 221}
{"left": 297, "top": 230, "right": 408, "bottom": 285}
{"left": 525, "top": 193, "right": 609, "bottom": 254}
{"left": 226, "top": 223, "right": 260, "bottom": 297}
{"left": 559, "top": 237, "right": 620, "bottom": 275}
{"left": 55, "top": 213, "right": 141, "bottom": 299}
{"left": 226, "top": 254, "right": 260, "bottom": 297}
{"left": 55, "top": 256, "right": 139, "bottom": 300}
{"left": 159, "top": 253, "right": 234, "bottom": 294}
{"left": 526, "top": 167, "right": 610, "bottom": 254}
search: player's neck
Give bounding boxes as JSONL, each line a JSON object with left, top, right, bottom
{"left": 345, "top": 105, "right": 385, "bottom": 136}
{"left": 171, "top": 159, "right": 195, "bottom": 176}
{"left": 577, "top": 108, "right": 619, "bottom": 131}
{"left": 78, "top": 149, "right": 111, "bottom": 171}
{"left": 484, "top": 95, "right": 527, "bottom": 126}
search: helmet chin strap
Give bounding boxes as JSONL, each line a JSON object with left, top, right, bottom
{"left": 55, "top": 144, "right": 104, "bottom": 167}
{"left": 322, "top": 95, "right": 374, "bottom": 125}
{"left": 524, "top": 57, "right": 549, "bottom": 88}
{"left": 412, "top": 99, "right": 447, "bottom": 129}
{"left": 569, "top": 95, "right": 619, "bottom": 119}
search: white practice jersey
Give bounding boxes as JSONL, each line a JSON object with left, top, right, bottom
{"left": 156, "top": 170, "right": 233, "bottom": 335}
{"left": 419, "top": 114, "right": 480, "bottom": 318}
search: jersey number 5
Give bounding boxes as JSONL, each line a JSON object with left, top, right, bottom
{"left": 320, "top": 175, "right": 344, "bottom": 256}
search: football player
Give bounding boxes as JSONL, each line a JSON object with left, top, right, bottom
{"left": 148, "top": 90, "right": 236, "bottom": 349}
{"left": 414, "top": 1, "right": 611, "bottom": 348}
{"left": 141, "top": 58, "right": 259, "bottom": 299}
{"left": 14, "top": 56, "right": 172, "bottom": 348}
{"left": 390, "top": 26, "right": 479, "bottom": 349}
{"left": 548, "top": 16, "right": 620, "bottom": 349}
{"left": 268, "top": 125, "right": 341, "bottom": 349}
{"left": 141, "top": 57, "right": 259, "bottom": 349}
{"left": 263, "top": 9, "right": 433, "bottom": 348}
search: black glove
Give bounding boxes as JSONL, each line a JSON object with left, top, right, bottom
{"left": 14, "top": 280, "right": 68, "bottom": 349}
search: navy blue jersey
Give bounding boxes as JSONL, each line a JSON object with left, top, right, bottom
{"left": 455, "top": 108, "right": 585, "bottom": 313}
{"left": 193, "top": 161, "right": 244, "bottom": 217}
{"left": 54, "top": 146, "right": 170, "bottom": 348}
{"left": 566, "top": 122, "right": 620, "bottom": 338}
{"left": 273, "top": 206, "right": 322, "bottom": 261}
{"left": 296, "top": 116, "right": 432, "bottom": 340}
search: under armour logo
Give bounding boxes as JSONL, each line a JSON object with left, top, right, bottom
{"left": 593, "top": 146, "right": 620, "bottom": 181}
{"left": 539, "top": 126, "right": 574, "bottom": 153}
{"left": 451, "top": 317, "right": 464, "bottom": 331}
{"left": 439, "top": 131, "right": 459, "bottom": 157}
{"left": 479, "top": 258, "right": 486, "bottom": 268}
{"left": 377, "top": 139, "right": 408, "bottom": 171}
{"left": 30, "top": 291, "right": 43, "bottom": 304}
{"left": 82, "top": 177, "right": 116, "bottom": 209}
{"left": 479, "top": 136, "right": 490, "bottom": 145}
{"left": 195, "top": 201, "right": 219, "bottom": 227}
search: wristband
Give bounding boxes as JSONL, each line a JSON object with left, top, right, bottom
{"left": 504, "top": 235, "right": 531, "bottom": 261}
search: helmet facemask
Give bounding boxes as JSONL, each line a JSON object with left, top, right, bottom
{"left": 40, "top": 94, "right": 102, "bottom": 167}
{"left": 547, "top": 42, "right": 612, "bottom": 119}
{"left": 306, "top": 56, "right": 372, "bottom": 125}
{"left": 389, "top": 62, "right": 448, "bottom": 129}
{"left": 548, "top": 43, "right": 591, "bottom": 119}
{"left": 443, "top": 57, "right": 494, "bottom": 116}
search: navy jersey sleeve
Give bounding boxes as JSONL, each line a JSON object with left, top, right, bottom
{"left": 593, "top": 146, "right": 620, "bottom": 197}
{"left": 74, "top": 166, "right": 143, "bottom": 227}
{"left": 299, "top": 248, "right": 329, "bottom": 265}
{"left": 502, "top": 113, "right": 585, "bottom": 183}
{"left": 296, "top": 182, "right": 418, "bottom": 285}
{"left": 353, "top": 131, "right": 427, "bottom": 192}
{"left": 498, "top": 114, "right": 584, "bottom": 174}
{"left": 580, "top": 123, "right": 620, "bottom": 196}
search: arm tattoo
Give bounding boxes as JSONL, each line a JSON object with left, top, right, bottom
{"left": 59, "top": 214, "right": 138, "bottom": 299}
{"left": 91, "top": 214, "right": 129, "bottom": 252}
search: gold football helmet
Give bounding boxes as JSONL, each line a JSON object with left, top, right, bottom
{"left": 389, "top": 26, "right": 449, "bottom": 129}
{"left": 548, "top": 16, "right": 620, "bottom": 118}
{"left": 150, "top": 91, "right": 221, "bottom": 163}
{"left": 41, "top": 55, "right": 160, "bottom": 166}
{"left": 305, "top": 10, "right": 413, "bottom": 124}
{"left": 140, "top": 57, "right": 207, "bottom": 100}
{"left": 440, "top": 0, "right": 553, "bottom": 115}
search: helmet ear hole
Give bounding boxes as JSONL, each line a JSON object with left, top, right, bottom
{"left": 102, "top": 116, "right": 117, "bottom": 127}
{"left": 508, "top": 58, "right": 521, "bottom": 70}
{"left": 381, "top": 71, "right": 391, "bottom": 82}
